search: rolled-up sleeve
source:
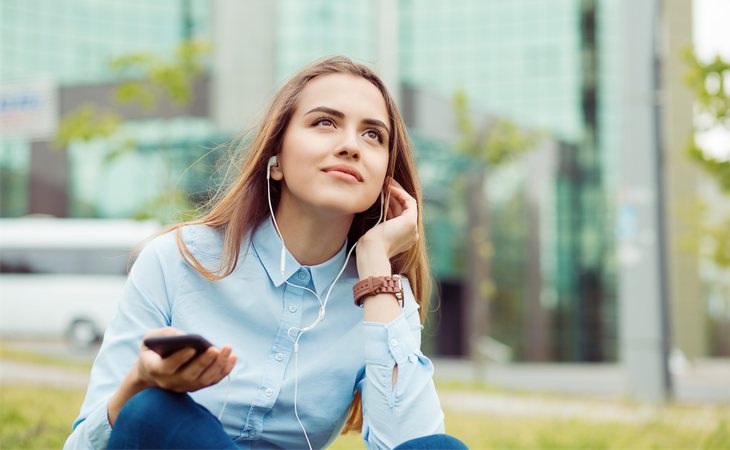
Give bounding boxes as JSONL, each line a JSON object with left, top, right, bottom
{"left": 359, "top": 277, "right": 445, "bottom": 450}
{"left": 64, "top": 235, "right": 177, "bottom": 450}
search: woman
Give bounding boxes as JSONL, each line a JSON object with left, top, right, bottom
{"left": 65, "top": 56, "right": 466, "bottom": 450}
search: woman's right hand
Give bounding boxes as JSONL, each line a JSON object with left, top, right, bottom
{"left": 135, "top": 327, "right": 237, "bottom": 393}
{"left": 108, "top": 327, "right": 237, "bottom": 427}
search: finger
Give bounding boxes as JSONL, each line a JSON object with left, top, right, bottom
{"left": 225, "top": 355, "right": 237, "bottom": 374}
{"left": 389, "top": 183, "right": 418, "bottom": 217}
{"left": 386, "top": 193, "right": 399, "bottom": 219}
{"left": 164, "top": 347, "right": 199, "bottom": 372}
{"left": 387, "top": 186, "right": 413, "bottom": 219}
{"left": 144, "top": 347, "right": 196, "bottom": 378}
{"left": 388, "top": 185, "right": 407, "bottom": 211}
{"left": 387, "top": 180, "right": 413, "bottom": 205}
{"left": 388, "top": 177, "right": 404, "bottom": 189}
{"left": 206, "top": 354, "right": 238, "bottom": 387}
{"left": 180, "top": 347, "right": 220, "bottom": 380}
{"left": 199, "top": 347, "right": 233, "bottom": 385}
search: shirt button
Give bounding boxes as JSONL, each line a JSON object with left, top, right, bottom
{"left": 288, "top": 304, "right": 298, "bottom": 313}
{"left": 298, "top": 270, "right": 307, "bottom": 279}
{"left": 275, "top": 353, "right": 284, "bottom": 361}
{"left": 390, "top": 338, "right": 399, "bottom": 347}
{"left": 408, "top": 354, "right": 417, "bottom": 363}
{"left": 265, "top": 388, "right": 274, "bottom": 397}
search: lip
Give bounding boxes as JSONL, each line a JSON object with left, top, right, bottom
{"left": 322, "top": 165, "right": 363, "bottom": 182}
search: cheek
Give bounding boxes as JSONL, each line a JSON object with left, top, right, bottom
{"left": 365, "top": 157, "right": 389, "bottom": 197}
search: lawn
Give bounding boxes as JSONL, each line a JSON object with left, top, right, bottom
{"left": 1, "top": 355, "right": 728, "bottom": 449}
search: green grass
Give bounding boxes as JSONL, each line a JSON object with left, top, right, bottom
{"left": 2, "top": 353, "right": 729, "bottom": 449}
{"left": 0, "top": 386, "right": 85, "bottom": 449}
{"left": 441, "top": 410, "right": 729, "bottom": 450}
{"left": 328, "top": 409, "right": 730, "bottom": 450}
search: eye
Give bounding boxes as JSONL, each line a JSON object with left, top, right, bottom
{"left": 313, "top": 117, "right": 335, "bottom": 127}
{"left": 364, "top": 129, "right": 384, "bottom": 144}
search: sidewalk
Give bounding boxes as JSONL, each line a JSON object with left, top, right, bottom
{"left": 2, "top": 340, "right": 728, "bottom": 405}
{"left": 432, "top": 358, "right": 730, "bottom": 405}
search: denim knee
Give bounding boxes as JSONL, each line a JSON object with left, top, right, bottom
{"left": 116, "top": 387, "right": 186, "bottom": 429}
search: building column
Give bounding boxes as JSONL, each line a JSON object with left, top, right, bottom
{"left": 211, "top": 0, "right": 277, "bottom": 134}
{"left": 662, "top": 0, "right": 705, "bottom": 360}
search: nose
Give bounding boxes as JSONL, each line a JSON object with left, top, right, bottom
{"left": 335, "top": 130, "right": 360, "bottom": 161}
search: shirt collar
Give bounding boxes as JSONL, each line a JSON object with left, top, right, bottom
{"left": 251, "top": 217, "right": 349, "bottom": 295}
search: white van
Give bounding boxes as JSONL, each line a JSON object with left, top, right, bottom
{"left": 0, "top": 218, "right": 159, "bottom": 348}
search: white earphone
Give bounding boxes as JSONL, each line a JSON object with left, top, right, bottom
{"left": 266, "top": 155, "right": 278, "bottom": 180}
{"left": 265, "top": 154, "right": 385, "bottom": 449}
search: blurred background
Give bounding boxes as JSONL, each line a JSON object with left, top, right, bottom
{"left": 0, "top": 0, "right": 728, "bottom": 448}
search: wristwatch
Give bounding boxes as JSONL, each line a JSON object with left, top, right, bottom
{"left": 353, "top": 275, "right": 404, "bottom": 307}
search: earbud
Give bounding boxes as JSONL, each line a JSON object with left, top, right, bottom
{"left": 266, "top": 155, "right": 279, "bottom": 180}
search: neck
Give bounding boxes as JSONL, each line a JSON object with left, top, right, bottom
{"left": 273, "top": 199, "right": 353, "bottom": 266}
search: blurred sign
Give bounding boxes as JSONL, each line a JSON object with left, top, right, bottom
{"left": 0, "top": 82, "right": 58, "bottom": 139}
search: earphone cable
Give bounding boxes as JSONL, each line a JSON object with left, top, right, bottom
{"left": 266, "top": 163, "right": 386, "bottom": 447}
{"left": 293, "top": 348, "right": 313, "bottom": 450}
{"left": 217, "top": 374, "right": 232, "bottom": 421}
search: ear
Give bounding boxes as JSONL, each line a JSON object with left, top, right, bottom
{"left": 270, "top": 164, "right": 284, "bottom": 181}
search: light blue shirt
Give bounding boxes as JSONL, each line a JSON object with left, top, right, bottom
{"left": 65, "top": 218, "right": 444, "bottom": 449}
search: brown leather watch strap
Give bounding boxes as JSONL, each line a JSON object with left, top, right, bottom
{"left": 353, "top": 274, "right": 404, "bottom": 307}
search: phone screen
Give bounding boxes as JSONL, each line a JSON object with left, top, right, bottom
{"left": 143, "top": 334, "right": 213, "bottom": 358}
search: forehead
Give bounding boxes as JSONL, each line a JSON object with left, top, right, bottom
{"left": 295, "top": 73, "right": 389, "bottom": 122}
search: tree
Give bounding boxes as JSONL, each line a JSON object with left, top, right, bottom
{"left": 55, "top": 40, "right": 211, "bottom": 223}
{"left": 682, "top": 50, "right": 730, "bottom": 269}
{"left": 683, "top": 49, "right": 730, "bottom": 355}
{"left": 452, "top": 89, "right": 540, "bottom": 375}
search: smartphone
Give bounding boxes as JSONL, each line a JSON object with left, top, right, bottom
{"left": 143, "top": 334, "right": 213, "bottom": 358}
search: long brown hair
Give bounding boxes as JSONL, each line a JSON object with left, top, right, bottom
{"left": 168, "top": 55, "right": 431, "bottom": 434}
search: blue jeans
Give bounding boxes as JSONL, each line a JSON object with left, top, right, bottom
{"left": 108, "top": 388, "right": 468, "bottom": 449}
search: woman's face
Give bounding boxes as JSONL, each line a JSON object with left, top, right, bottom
{"left": 274, "top": 73, "right": 391, "bottom": 218}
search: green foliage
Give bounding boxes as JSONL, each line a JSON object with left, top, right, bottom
{"left": 55, "top": 104, "right": 122, "bottom": 147}
{"left": 110, "top": 40, "right": 211, "bottom": 108}
{"left": 453, "top": 88, "right": 539, "bottom": 167}
{"left": 689, "top": 139, "right": 730, "bottom": 193}
{"left": 55, "top": 40, "right": 212, "bottom": 224}
{"left": 132, "top": 187, "right": 198, "bottom": 225}
{"left": 705, "top": 216, "right": 730, "bottom": 268}
{"left": 683, "top": 49, "right": 730, "bottom": 126}
{"left": 682, "top": 49, "right": 730, "bottom": 271}
{"left": 682, "top": 49, "right": 730, "bottom": 193}
{"left": 451, "top": 88, "right": 541, "bottom": 345}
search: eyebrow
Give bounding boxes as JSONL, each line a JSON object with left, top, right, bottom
{"left": 304, "top": 106, "right": 390, "bottom": 138}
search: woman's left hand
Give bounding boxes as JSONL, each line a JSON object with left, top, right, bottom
{"left": 358, "top": 177, "right": 419, "bottom": 259}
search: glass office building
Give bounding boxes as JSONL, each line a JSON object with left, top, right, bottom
{"left": 0, "top": 0, "right": 215, "bottom": 220}
{"left": 1, "top": 0, "right": 632, "bottom": 361}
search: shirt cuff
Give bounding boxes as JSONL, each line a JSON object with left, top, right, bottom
{"left": 363, "top": 314, "right": 419, "bottom": 366}
{"left": 77, "top": 401, "right": 113, "bottom": 450}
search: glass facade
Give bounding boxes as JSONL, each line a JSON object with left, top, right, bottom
{"left": 398, "top": 0, "right": 619, "bottom": 360}
{"left": 276, "top": 0, "right": 376, "bottom": 83}
{"left": 1, "top": 0, "right": 210, "bottom": 85}
{"left": 1, "top": 0, "right": 629, "bottom": 362}
{"left": 400, "top": 0, "right": 583, "bottom": 141}
{"left": 0, "top": 0, "right": 214, "bottom": 220}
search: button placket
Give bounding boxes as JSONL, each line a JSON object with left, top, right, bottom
{"left": 243, "top": 277, "right": 305, "bottom": 438}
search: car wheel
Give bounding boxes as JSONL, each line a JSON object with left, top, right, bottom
{"left": 68, "top": 319, "right": 100, "bottom": 349}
